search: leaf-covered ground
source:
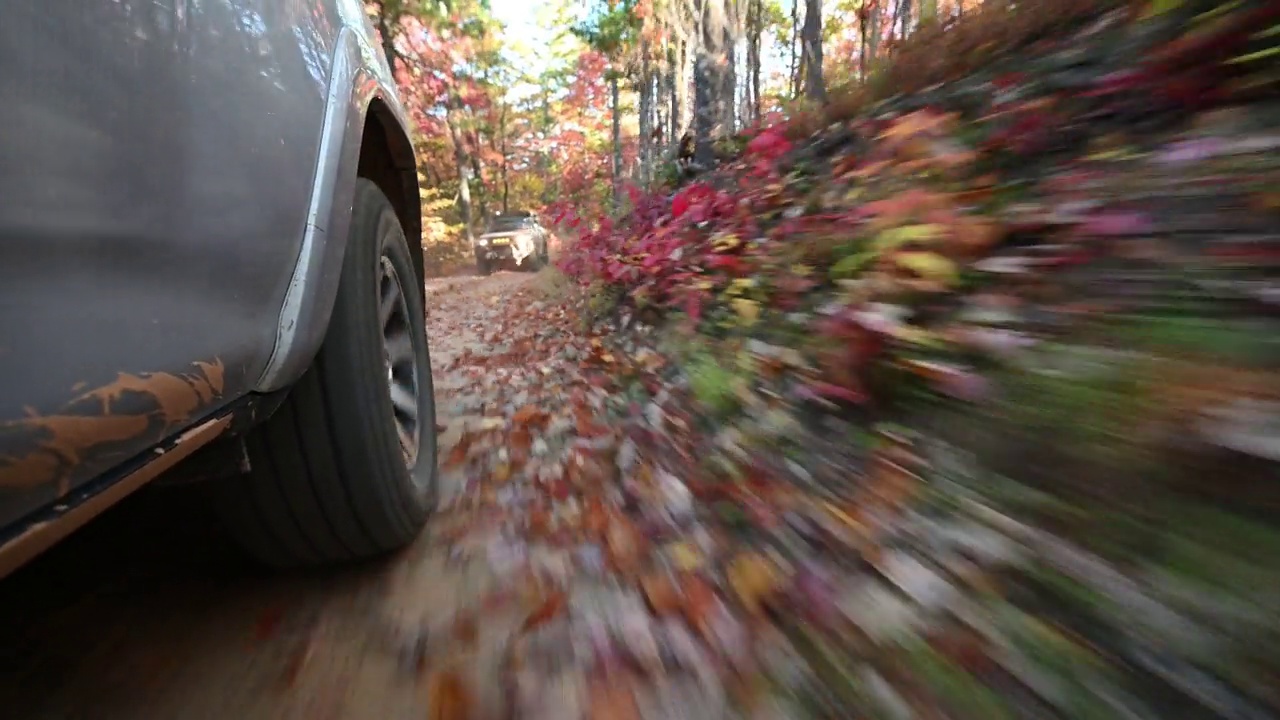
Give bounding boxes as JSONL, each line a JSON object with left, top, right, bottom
{"left": 4, "top": 3, "right": 1277, "bottom": 719}
{"left": 538, "top": 1, "right": 1280, "bottom": 718}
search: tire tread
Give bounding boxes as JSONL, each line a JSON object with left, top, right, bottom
{"left": 216, "top": 180, "right": 435, "bottom": 568}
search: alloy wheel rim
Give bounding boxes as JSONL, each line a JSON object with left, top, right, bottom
{"left": 378, "top": 255, "right": 421, "bottom": 472}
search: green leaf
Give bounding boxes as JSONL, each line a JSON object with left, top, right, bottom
{"left": 1144, "top": 0, "right": 1182, "bottom": 17}
{"left": 830, "top": 251, "right": 877, "bottom": 279}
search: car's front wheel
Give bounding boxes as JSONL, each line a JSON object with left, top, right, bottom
{"left": 216, "top": 180, "right": 437, "bottom": 568}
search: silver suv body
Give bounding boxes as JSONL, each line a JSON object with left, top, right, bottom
{"left": 0, "top": 0, "right": 437, "bottom": 576}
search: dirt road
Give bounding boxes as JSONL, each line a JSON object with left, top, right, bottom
{"left": 0, "top": 270, "right": 564, "bottom": 720}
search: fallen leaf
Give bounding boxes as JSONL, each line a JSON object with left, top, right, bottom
{"left": 667, "top": 541, "right": 705, "bottom": 572}
{"left": 641, "top": 571, "right": 683, "bottom": 615}
{"left": 427, "top": 670, "right": 472, "bottom": 720}
{"left": 492, "top": 462, "right": 512, "bottom": 484}
{"left": 444, "top": 431, "right": 473, "bottom": 469}
{"left": 513, "top": 404, "right": 548, "bottom": 426}
{"left": 588, "top": 677, "right": 641, "bottom": 720}
{"left": 727, "top": 552, "right": 783, "bottom": 616}
{"left": 452, "top": 612, "right": 479, "bottom": 648}
{"left": 681, "top": 574, "right": 719, "bottom": 635}
{"left": 606, "top": 516, "right": 645, "bottom": 575}
{"left": 521, "top": 589, "right": 567, "bottom": 633}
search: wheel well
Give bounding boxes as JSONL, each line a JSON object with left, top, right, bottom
{"left": 357, "top": 101, "right": 423, "bottom": 286}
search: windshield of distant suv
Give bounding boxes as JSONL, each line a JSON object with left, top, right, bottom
{"left": 487, "top": 216, "right": 536, "bottom": 233}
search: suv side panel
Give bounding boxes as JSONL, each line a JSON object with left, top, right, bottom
{"left": 255, "top": 6, "right": 420, "bottom": 393}
{"left": 0, "top": 0, "right": 341, "bottom": 526}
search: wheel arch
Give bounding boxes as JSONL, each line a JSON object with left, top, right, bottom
{"left": 358, "top": 99, "right": 423, "bottom": 289}
{"left": 253, "top": 26, "right": 421, "bottom": 395}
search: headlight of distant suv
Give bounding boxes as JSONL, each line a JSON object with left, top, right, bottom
{"left": 477, "top": 237, "right": 488, "bottom": 246}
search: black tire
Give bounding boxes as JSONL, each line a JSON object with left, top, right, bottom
{"left": 521, "top": 239, "right": 546, "bottom": 272}
{"left": 216, "top": 180, "right": 437, "bottom": 568}
{"left": 475, "top": 253, "right": 492, "bottom": 276}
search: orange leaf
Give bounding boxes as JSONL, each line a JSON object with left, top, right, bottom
{"left": 512, "top": 404, "right": 548, "bottom": 427}
{"left": 680, "top": 574, "right": 718, "bottom": 634}
{"left": 427, "top": 670, "right": 472, "bottom": 720}
{"left": 605, "top": 517, "right": 645, "bottom": 575}
{"left": 508, "top": 425, "right": 533, "bottom": 465}
{"left": 641, "top": 572, "right": 683, "bottom": 615}
{"left": 588, "top": 677, "right": 641, "bottom": 720}
{"left": 521, "top": 589, "right": 567, "bottom": 633}
{"left": 584, "top": 499, "right": 609, "bottom": 536}
{"left": 444, "top": 431, "right": 473, "bottom": 469}
{"left": 452, "top": 612, "right": 478, "bottom": 647}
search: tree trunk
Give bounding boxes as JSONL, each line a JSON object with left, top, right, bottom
{"left": 858, "top": 2, "right": 869, "bottom": 80}
{"left": 788, "top": 0, "right": 800, "bottom": 98}
{"left": 469, "top": 150, "right": 487, "bottom": 220}
{"left": 868, "top": 1, "right": 882, "bottom": 69}
{"left": 673, "top": 39, "right": 689, "bottom": 149}
{"left": 694, "top": 53, "right": 715, "bottom": 166}
{"left": 639, "top": 40, "right": 653, "bottom": 186}
{"left": 499, "top": 102, "right": 509, "bottom": 214}
{"left": 801, "top": 0, "right": 825, "bottom": 101}
{"left": 723, "top": 24, "right": 736, "bottom": 135}
{"left": 747, "top": 0, "right": 762, "bottom": 123}
{"left": 539, "top": 90, "right": 554, "bottom": 205}
{"left": 694, "top": 0, "right": 729, "bottom": 166}
{"left": 445, "top": 93, "right": 473, "bottom": 244}
{"left": 610, "top": 71, "right": 622, "bottom": 209}
{"left": 375, "top": 6, "right": 398, "bottom": 73}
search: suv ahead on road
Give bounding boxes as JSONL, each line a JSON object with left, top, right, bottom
{"left": 0, "top": 1, "right": 437, "bottom": 577}
{"left": 474, "top": 212, "right": 550, "bottom": 275}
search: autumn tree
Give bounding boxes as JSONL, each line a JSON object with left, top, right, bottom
{"left": 799, "top": 0, "right": 825, "bottom": 100}
{"left": 573, "top": 0, "right": 643, "bottom": 208}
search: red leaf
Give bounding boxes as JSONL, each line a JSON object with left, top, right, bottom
{"left": 796, "top": 382, "right": 866, "bottom": 404}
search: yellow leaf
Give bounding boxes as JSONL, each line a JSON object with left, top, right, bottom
{"left": 492, "top": 463, "right": 512, "bottom": 484}
{"left": 668, "top": 541, "right": 705, "bottom": 571}
{"left": 713, "top": 233, "right": 743, "bottom": 252}
{"left": 893, "top": 326, "right": 940, "bottom": 347}
{"left": 732, "top": 298, "right": 761, "bottom": 326}
{"left": 895, "top": 251, "right": 957, "bottom": 283}
{"left": 821, "top": 501, "right": 869, "bottom": 541}
{"left": 873, "top": 224, "right": 945, "bottom": 251}
{"left": 727, "top": 552, "right": 783, "bottom": 615}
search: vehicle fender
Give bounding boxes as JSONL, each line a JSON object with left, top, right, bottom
{"left": 253, "top": 19, "right": 418, "bottom": 394}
